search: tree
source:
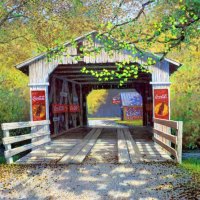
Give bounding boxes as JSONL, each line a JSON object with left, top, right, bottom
{"left": 87, "top": 89, "right": 108, "bottom": 115}
{"left": 170, "top": 64, "right": 200, "bottom": 149}
{"left": 0, "top": 66, "right": 29, "bottom": 140}
{"left": 41, "top": 0, "right": 200, "bottom": 85}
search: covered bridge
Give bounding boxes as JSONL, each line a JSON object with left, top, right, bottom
{"left": 1, "top": 31, "right": 183, "bottom": 164}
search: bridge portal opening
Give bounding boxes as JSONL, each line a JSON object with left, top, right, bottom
{"left": 48, "top": 64, "right": 153, "bottom": 136}
{"left": 86, "top": 89, "right": 150, "bottom": 127}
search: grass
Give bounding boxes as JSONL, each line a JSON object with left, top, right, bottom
{"left": 0, "top": 155, "right": 6, "bottom": 164}
{"left": 182, "top": 158, "right": 200, "bottom": 174}
{"left": 181, "top": 158, "right": 200, "bottom": 183}
{"left": 0, "top": 154, "right": 22, "bottom": 164}
{"left": 88, "top": 117, "right": 120, "bottom": 120}
{"left": 115, "top": 119, "right": 143, "bottom": 126}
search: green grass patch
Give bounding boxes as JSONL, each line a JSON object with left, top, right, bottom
{"left": 181, "top": 158, "right": 200, "bottom": 182}
{"left": 0, "top": 155, "right": 6, "bottom": 164}
{"left": 88, "top": 117, "right": 120, "bottom": 120}
{"left": 0, "top": 154, "right": 22, "bottom": 164}
{"left": 182, "top": 158, "right": 200, "bottom": 174}
{"left": 115, "top": 120, "right": 143, "bottom": 126}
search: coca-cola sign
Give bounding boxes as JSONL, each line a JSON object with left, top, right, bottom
{"left": 52, "top": 104, "right": 80, "bottom": 113}
{"left": 52, "top": 104, "right": 68, "bottom": 113}
{"left": 31, "top": 90, "right": 46, "bottom": 121}
{"left": 155, "top": 94, "right": 168, "bottom": 100}
{"left": 32, "top": 95, "right": 45, "bottom": 102}
{"left": 69, "top": 104, "right": 80, "bottom": 113}
{"left": 154, "top": 89, "right": 169, "bottom": 120}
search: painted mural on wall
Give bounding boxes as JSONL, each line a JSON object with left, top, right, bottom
{"left": 121, "top": 92, "right": 143, "bottom": 121}
{"left": 31, "top": 90, "right": 46, "bottom": 121}
{"left": 154, "top": 89, "right": 169, "bottom": 120}
{"left": 123, "top": 106, "right": 143, "bottom": 120}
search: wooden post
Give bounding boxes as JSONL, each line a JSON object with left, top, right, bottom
{"left": 64, "top": 81, "right": 69, "bottom": 130}
{"left": 80, "top": 84, "right": 83, "bottom": 126}
{"left": 72, "top": 83, "right": 78, "bottom": 127}
{"left": 52, "top": 77, "right": 58, "bottom": 134}
{"left": 3, "top": 130, "right": 13, "bottom": 164}
{"left": 177, "top": 121, "right": 183, "bottom": 164}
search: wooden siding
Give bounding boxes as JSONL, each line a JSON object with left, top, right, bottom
{"left": 28, "top": 36, "right": 170, "bottom": 84}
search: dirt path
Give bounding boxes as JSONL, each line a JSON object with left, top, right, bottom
{"left": 88, "top": 119, "right": 128, "bottom": 128}
{"left": 0, "top": 163, "right": 199, "bottom": 200}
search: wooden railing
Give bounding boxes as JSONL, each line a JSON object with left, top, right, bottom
{"left": 1, "top": 120, "right": 51, "bottom": 164}
{"left": 153, "top": 118, "right": 183, "bottom": 164}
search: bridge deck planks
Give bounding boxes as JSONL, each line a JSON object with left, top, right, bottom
{"left": 16, "top": 127, "right": 172, "bottom": 164}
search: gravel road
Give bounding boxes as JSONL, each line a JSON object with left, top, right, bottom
{"left": 0, "top": 162, "right": 199, "bottom": 200}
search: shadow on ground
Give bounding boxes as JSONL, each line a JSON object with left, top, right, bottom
{"left": 1, "top": 162, "right": 198, "bottom": 200}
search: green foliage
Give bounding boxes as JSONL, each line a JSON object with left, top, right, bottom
{"left": 87, "top": 89, "right": 108, "bottom": 115}
{"left": 0, "top": 66, "right": 29, "bottom": 141}
{"left": 0, "top": 155, "right": 6, "bottom": 164}
{"left": 171, "top": 65, "right": 200, "bottom": 149}
{"left": 182, "top": 158, "right": 200, "bottom": 174}
{"left": 115, "top": 120, "right": 143, "bottom": 126}
{"left": 0, "top": 154, "right": 22, "bottom": 164}
{"left": 181, "top": 158, "right": 200, "bottom": 184}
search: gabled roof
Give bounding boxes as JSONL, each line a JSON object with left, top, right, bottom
{"left": 16, "top": 30, "right": 97, "bottom": 69}
{"left": 120, "top": 91, "right": 143, "bottom": 107}
{"left": 16, "top": 30, "right": 181, "bottom": 69}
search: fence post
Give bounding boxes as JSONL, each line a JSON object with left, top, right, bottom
{"left": 177, "top": 121, "right": 183, "bottom": 164}
{"left": 3, "top": 130, "right": 13, "bottom": 164}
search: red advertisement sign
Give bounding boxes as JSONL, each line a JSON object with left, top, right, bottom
{"left": 123, "top": 106, "right": 143, "bottom": 120}
{"left": 112, "top": 94, "right": 121, "bottom": 104}
{"left": 52, "top": 104, "right": 68, "bottom": 114}
{"left": 31, "top": 90, "right": 46, "bottom": 121}
{"left": 154, "top": 89, "right": 169, "bottom": 120}
{"left": 69, "top": 104, "right": 80, "bottom": 113}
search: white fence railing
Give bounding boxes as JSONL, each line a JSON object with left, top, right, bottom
{"left": 153, "top": 118, "right": 183, "bottom": 164}
{"left": 1, "top": 120, "right": 51, "bottom": 164}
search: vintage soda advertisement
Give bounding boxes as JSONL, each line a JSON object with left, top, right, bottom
{"left": 52, "top": 104, "right": 68, "bottom": 113}
{"left": 69, "top": 104, "right": 80, "bottom": 113}
{"left": 154, "top": 89, "right": 169, "bottom": 120}
{"left": 31, "top": 90, "right": 46, "bottom": 121}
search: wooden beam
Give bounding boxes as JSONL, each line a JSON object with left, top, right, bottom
{"left": 58, "top": 128, "right": 97, "bottom": 164}
{"left": 153, "top": 137, "right": 178, "bottom": 160}
{"left": 71, "top": 128, "right": 102, "bottom": 163}
{"left": 1, "top": 120, "right": 50, "bottom": 131}
{"left": 80, "top": 85, "right": 83, "bottom": 126}
{"left": 80, "top": 80, "right": 149, "bottom": 85}
{"left": 117, "top": 129, "right": 130, "bottom": 164}
{"left": 3, "top": 131, "right": 50, "bottom": 145}
{"left": 56, "top": 65, "right": 117, "bottom": 70}
{"left": 154, "top": 118, "right": 178, "bottom": 129}
{"left": 153, "top": 128, "right": 177, "bottom": 144}
{"left": 53, "top": 75, "right": 81, "bottom": 85}
{"left": 177, "top": 121, "right": 183, "bottom": 164}
{"left": 123, "top": 129, "right": 141, "bottom": 163}
{"left": 4, "top": 137, "right": 51, "bottom": 159}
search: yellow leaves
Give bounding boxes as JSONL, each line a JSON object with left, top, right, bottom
{"left": 87, "top": 89, "right": 108, "bottom": 115}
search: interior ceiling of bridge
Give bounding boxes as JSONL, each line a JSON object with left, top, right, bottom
{"left": 52, "top": 63, "right": 152, "bottom": 85}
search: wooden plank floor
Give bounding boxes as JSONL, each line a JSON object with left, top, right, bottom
{"left": 16, "top": 128, "right": 92, "bottom": 164}
{"left": 84, "top": 128, "right": 118, "bottom": 164}
{"left": 16, "top": 127, "right": 172, "bottom": 164}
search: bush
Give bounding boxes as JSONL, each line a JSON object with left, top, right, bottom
{"left": 0, "top": 66, "right": 30, "bottom": 142}
{"left": 170, "top": 65, "right": 200, "bottom": 149}
{"left": 87, "top": 89, "right": 108, "bottom": 115}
